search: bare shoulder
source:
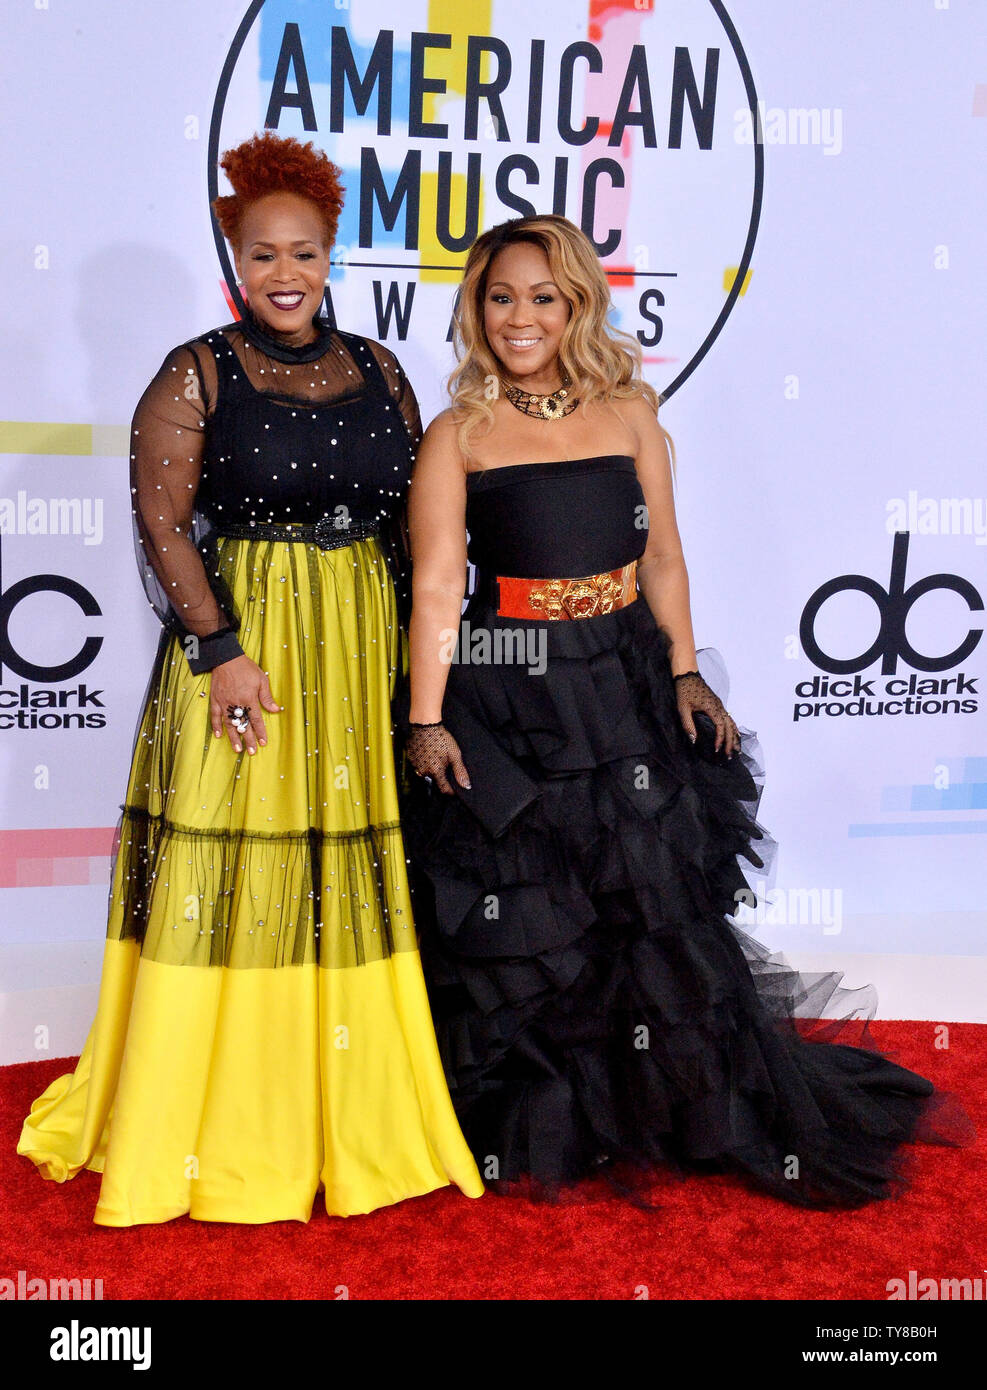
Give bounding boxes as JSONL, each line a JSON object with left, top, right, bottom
{"left": 420, "top": 406, "right": 462, "bottom": 445}
{"left": 608, "top": 391, "right": 662, "bottom": 440}
{"left": 416, "top": 408, "right": 466, "bottom": 469}
{"left": 611, "top": 394, "right": 674, "bottom": 480}
{"left": 422, "top": 405, "right": 458, "bottom": 433}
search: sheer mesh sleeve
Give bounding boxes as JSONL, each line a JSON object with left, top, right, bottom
{"left": 361, "top": 338, "right": 418, "bottom": 628}
{"left": 130, "top": 344, "right": 240, "bottom": 665}
{"left": 364, "top": 339, "right": 423, "bottom": 451}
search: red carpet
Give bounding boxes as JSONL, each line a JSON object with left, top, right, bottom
{"left": 2, "top": 1022, "right": 984, "bottom": 1301}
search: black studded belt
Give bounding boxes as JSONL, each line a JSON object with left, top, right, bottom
{"left": 215, "top": 515, "right": 381, "bottom": 550}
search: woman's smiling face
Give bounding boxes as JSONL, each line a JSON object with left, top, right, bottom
{"left": 483, "top": 241, "right": 571, "bottom": 390}
{"left": 233, "top": 192, "right": 331, "bottom": 344}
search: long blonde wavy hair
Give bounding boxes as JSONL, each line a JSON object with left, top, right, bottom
{"left": 449, "top": 214, "right": 674, "bottom": 469}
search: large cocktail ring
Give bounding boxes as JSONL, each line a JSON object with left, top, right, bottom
{"left": 227, "top": 704, "right": 250, "bottom": 734}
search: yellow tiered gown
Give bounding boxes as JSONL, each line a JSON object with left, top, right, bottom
{"left": 18, "top": 533, "right": 484, "bottom": 1223}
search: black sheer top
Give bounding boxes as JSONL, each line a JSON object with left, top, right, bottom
{"left": 129, "top": 313, "right": 420, "bottom": 654}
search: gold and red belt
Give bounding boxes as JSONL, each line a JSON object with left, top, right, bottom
{"left": 493, "top": 561, "right": 637, "bottom": 621}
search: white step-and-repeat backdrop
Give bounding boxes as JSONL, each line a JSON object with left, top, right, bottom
{"left": 1, "top": 0, "right": 984, "bottom": 1059}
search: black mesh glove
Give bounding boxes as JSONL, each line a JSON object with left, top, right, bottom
{"left": 405, "top": 722, "right": 472, "bottom": 794}
{"left": 673, "top": 671, "right": 740, "bottom": 758}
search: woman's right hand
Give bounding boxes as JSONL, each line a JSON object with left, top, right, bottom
{"left": 405, "top": 722, "right": 471, "bottom": 794}
{"left": 208, "top": 655, "right": 282, "bottom": 754}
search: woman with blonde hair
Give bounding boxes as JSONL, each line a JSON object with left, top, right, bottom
{"left": 403, "top": 213, "right": 964, "bottom": 1208}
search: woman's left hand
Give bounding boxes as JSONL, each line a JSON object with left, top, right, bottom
{"left": 673, "top": 671, "right": 741, "bottom": 758}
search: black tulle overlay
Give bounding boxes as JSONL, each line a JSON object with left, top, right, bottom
{"left": 403, "top": 460, "right": 972, "bottom": 1210}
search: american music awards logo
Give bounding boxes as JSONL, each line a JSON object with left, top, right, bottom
{"left": 209, "top": 0, "right": 762, "bottom": 401}
{"left": 794, "top": 531, "right": 983, "bottom": 724}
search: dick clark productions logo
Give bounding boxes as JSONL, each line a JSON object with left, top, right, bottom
{"left": 794, "top": 532, "right": 983, "bottom": 723}
{"left": 0, "top": 542, "right": 106, "bottom": 730}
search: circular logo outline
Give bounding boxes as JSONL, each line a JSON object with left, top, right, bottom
{"left": 207, "top": 0, "right": 763, "bottom": 402}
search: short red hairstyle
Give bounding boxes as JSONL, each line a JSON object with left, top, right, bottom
{"left": 212, "top": 131, "right": 345, "bottom": 249}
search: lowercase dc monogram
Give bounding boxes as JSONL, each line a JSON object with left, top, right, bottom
{"left": 800, "top": 532, "right": 983, "bottom": 675}
{"left": 0, "top": 544, "right": 103, "bottom": 682}
{"left": 0, "top": 538, "right": 106, "bottom": 731}
{"left": 793, "top": 533, "right": 983, "bottom": 725}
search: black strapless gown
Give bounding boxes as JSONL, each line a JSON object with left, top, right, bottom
{"left": 404, "top": 456, "right": 969, "bottom": 1208}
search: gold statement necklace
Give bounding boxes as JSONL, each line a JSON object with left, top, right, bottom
{"left": 502, "top": 372, "right": 578, "bottom": 421}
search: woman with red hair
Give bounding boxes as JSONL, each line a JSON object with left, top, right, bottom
{"left": 18, "top": 132, "right": 484, "bottom": 1224}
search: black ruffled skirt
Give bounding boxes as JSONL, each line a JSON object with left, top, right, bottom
{"left": 403, "top": 596, "right": 971, "bottom": 1209}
